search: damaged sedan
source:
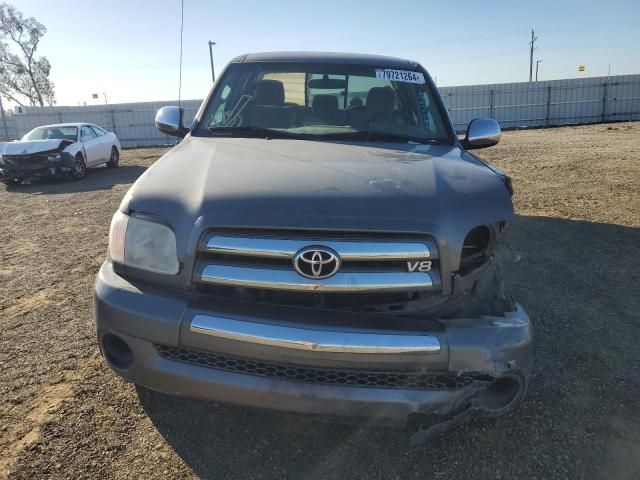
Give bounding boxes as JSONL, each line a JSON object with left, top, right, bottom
{"left": 0, "top": 123, "right": 121, "bottom": 185}
{"left": 95, "top": 52, "right": 533, "bottom": 445}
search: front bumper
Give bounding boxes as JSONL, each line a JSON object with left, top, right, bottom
{"left": 0, "top": 153, "right": 73, "bottom": 180}
{"left": 94, "top": 262, "right": 533, "bottom": 426}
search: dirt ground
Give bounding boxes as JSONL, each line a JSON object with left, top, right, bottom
{"left": 1, "top": 123, "right": 639, "bottom": 479}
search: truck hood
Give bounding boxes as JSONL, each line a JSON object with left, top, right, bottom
{"left": 123, "top": 136, "right": 514, "bottom": 264}
{"left": 0, "top": 139, "right": 72, "bottom": 155}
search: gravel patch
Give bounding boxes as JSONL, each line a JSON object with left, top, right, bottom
{"left": 1, "top": 124, "right": 639, "bottom": 479}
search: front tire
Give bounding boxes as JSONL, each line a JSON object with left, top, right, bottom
{"left": 2, "top": 178, "right": 22, "bottom": 186}
{"left": 70, "top": 154, "right": 87, "bottom": 180}
{"left": 106, "top": 147, "right": 119, "bottom": 168}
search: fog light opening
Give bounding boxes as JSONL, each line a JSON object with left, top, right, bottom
{"left": 102, "top": 334, "right": 134, "bottom": 370}
{"left": 479, "top": 375, "right": 523, "bottom": 413}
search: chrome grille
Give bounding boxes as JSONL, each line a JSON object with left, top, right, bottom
{"left": 193, "top": 232, "right": 440, "bottom": 294}
{"left": 206, "top": 236, "right": 432, "bottom": 260}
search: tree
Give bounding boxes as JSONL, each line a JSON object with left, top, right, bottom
{"left": 0, "top": 3, "right": 55, "bottom": 106}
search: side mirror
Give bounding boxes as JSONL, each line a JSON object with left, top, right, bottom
{"left": 155, "top": 106, "right": 189, "bottom": 138}
{"left": 463, "top": 118, "right": 501, "bottom": 149}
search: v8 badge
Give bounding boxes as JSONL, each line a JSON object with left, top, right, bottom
{"left": 407, "top": 260, "right": 432, "bottom": 272}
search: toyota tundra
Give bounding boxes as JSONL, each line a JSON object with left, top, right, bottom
{"left": 94, "top": 52, "right": 533, "bottom": 444}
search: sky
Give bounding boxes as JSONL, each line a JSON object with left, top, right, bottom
{"left": 8, "top": 0, "right": 640, "bottom": 106}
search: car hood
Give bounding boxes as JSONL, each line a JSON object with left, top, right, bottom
{"left": 0, "top": 139, "right": 72, "bottom": 155}
{"left": 123, "top": 136, "right": 514, "bottom": 267}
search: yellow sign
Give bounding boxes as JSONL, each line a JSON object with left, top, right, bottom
{"left": 578, "top": 66, "right": 585, "bottom": 72}
{"left": 91, "top": 93, "right": 99, "bottom": 99}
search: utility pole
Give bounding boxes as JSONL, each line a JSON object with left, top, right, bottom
{"left": 529, "top": 29, "right": 538, "bottom": 82}
{"left": 208, "top": 41, "right": 216, "bottom": 83}
{"left": 535, "top": 59, "right": 542, "bottom": 82}
{"left": 103, "top": 92, "right": 108, "bottom": 105}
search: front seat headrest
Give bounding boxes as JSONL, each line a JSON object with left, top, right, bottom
{"left": 366, "top": 87, "right": 395, "bottom": 118}
{"left": 312, "top": 95, "right": 339, "bottom": 118}
{"left": 255, "top": 80, "right": 285, "bottom": 106}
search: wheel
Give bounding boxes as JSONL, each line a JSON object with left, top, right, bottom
{"left": 2, "top": 177, "right": 22, "bottom": 186}
{"left": 70, "top": 154, "right": 87, "bottom": 180}
{"left": 106, "top": 147, "right": 119, "bottom": 168}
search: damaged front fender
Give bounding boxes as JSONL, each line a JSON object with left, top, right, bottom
{"left": 444, "top": 304, "right": 534, "bottom": 377}
{"left": 410, "top": 372, "right": 527, "bottom": 446}
{"left": 0, "top": 139, "right": 78, "bottom": 179}
{"left": 408, "top": 305, "right": 533, "bottom": 446}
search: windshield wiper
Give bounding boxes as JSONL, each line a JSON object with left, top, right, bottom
{"left": 205, "top": 126, "right": 444, "bottom": 144}
{"left": 319, "top": 130, "right": 443, "bottom": 145}
{"left": 206, "top": 126, "right": 298, "bottom": 139}
{"left": 366, "top": 131, "right": 444, "bottom": 145}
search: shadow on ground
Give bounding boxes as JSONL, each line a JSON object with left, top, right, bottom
{"left": 3, "top": 164, "right": 146, "bottom": 195}
{"left": 136, "top": 215, "right": 640, "bottom": 479}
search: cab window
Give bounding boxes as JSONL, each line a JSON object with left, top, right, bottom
{"left": 196, "top": 62, "right": 451, "bottom": 144}
{"left": 90, "top": 126, "right": 106, "bottom": 137}
{"left": 81, "top": 126, "right": 97, "bottom": 141}
{"left": 263, "top": 72, "right": 306, "bottom": 105}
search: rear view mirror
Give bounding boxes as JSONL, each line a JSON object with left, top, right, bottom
{"left": 463, "top": 118, "right": 501, "bottom": 149}
{"left": 155, "top": 106, "right": 189, "bottom": 138}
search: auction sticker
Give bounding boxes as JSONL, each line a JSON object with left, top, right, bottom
{"left": 375, "top": 69, "right": 425, "bottom": 84}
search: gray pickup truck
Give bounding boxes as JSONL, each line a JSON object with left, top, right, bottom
{"left": 95, "top": 52, "right": 533, "bottom": 443}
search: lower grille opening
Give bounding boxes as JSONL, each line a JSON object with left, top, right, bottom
{"left": 155, "top": 344, "right": 490, "bottom": 390}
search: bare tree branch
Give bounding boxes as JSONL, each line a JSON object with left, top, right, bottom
{"left": 0, "top": 87, "right": 24, "bottom": 105}
{"left": 0, "top": 3, "right": 54, "bottom": 106}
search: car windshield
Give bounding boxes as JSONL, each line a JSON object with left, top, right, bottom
{"left": 193, "top": 62, "right": 452, "bottom": 144}
{"left": 22, "top": 126, "right": 78, "bottom": 141}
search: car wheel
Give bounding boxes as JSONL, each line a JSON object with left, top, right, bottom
{"left": 106, "top": 147, "right": 119, "bottom": 168}
{"left": 70, "top": 154, "right": 87, "bottom": 180}
{"left": 2, "top": 178, "right": 22, "bottom": 186}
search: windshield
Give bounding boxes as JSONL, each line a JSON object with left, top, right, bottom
{"left": 193, "top": 62, "right": 452, "bottom": 144}
{"left": 22, "top": 126, "right": 78, "bottom": 141}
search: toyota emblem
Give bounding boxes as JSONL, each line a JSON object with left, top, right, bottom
{"left": 293, "top": 246, "right": 341, "bottom": 279}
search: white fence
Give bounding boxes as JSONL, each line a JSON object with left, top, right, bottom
{"left": 1, "top": 74, "right": 639, "bottom": 147}
{"left": 439, "top": 74, "right": 640, "bottom": 131}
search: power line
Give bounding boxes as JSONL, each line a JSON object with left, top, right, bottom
{"left": 529, "top": 29, "right": 538, "bottom": 82}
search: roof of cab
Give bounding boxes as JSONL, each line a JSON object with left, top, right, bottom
{"left": 230, "top": 51, "right": 419, "bottom": 68}
{"left": 32, "top": 123, "right": 92, "bottom": 129}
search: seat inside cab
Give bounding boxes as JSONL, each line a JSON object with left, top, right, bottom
{"left": 246, "top": 73, "right": 400, "bottom": 130}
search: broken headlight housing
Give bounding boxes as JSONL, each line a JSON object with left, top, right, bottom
{"left": 108, "top": 211, "right": 179, "bottom": 275}
{"left": 460, "top": 225, "right": 492, "bottom": 274}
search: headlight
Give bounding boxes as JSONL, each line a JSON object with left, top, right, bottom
{"left": 108, "top": 211, "right": 179, "bottom": 275}
{"left": 48, "top": 153, "right": 62, "bottom": 162}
